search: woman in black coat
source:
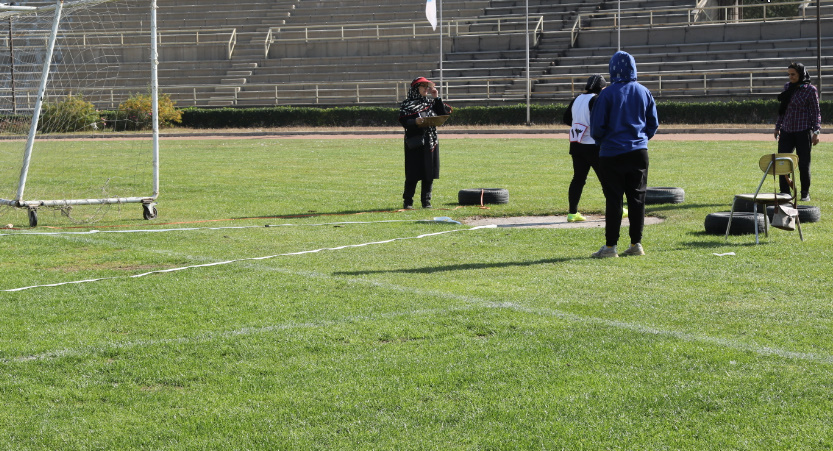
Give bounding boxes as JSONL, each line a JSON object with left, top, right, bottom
{"left": 398, "top": 76, "right": 452, "bottom": 209}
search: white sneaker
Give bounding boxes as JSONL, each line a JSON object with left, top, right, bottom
{"left": 621, "top": 243, "right": 645, "bottom": 256}
{"left": 591, "top": 245, "right": 618, "bottom": 258}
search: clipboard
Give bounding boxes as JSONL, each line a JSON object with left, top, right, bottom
{"left": 419, "top": 115, "right": 450, "bottom": 127}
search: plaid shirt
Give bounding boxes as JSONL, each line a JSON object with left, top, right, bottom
{"left": 776, "top": 82, "right": 821, "bottom": 133}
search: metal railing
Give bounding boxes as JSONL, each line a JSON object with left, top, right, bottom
{"left": 0, "top": 28, "right": 237, "bottom": 59}
{"left": 264, "top": 15, "right": 544, "bottom": 58}
{"left": 570, "top": 0, "right": 827, "bottom": 47}
{"left": 0, "top": 67, "right": 828, "bottom": 113}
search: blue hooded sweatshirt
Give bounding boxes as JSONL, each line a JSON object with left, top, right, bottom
{"left": 590, "top": 51, "right": 659, "bottom": 157}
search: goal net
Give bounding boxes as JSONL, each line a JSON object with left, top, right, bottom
{"left": 0, "top": 0, "right": 159, "bottom": 227}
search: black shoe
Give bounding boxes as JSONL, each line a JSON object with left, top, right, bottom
{"left": 422, "top": 202, "right": 432, "bottom": 209}
{"left": 403, "top": 203, "right": 414, "bottom": 210}
{"left": 800, "top": 193, "right": 810, "bottom": 202}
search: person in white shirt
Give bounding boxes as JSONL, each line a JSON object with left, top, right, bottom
{"left": 561, "top": 74, "right": 606, "bottom": 222}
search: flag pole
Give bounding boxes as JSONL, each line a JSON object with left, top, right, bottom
{"left": 525, "top": 0, "right": 530, "bottom": 124}
{"left": 817, "top": 0, "right": 822, "bottom": 100}
{"left": 439, "top": 0, "right": 443, "bottom": 97}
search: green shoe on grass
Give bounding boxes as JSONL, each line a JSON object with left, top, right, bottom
{"left": 567, "top": 212, "right": 586, "bottom": 222}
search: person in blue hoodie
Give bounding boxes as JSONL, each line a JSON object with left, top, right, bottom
{"left": 589, "top": 51, "right": 659, "bottom": 258}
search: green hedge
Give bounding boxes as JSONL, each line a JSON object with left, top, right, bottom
{"left": 179, "top": 100, "right": 832, "bottom": 128}
{"left": 2, "top": 100, "right": 830, "bottom": 134}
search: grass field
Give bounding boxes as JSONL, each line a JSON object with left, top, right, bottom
{"left": 1, "top": 135, "right": 832, "bottom": 449}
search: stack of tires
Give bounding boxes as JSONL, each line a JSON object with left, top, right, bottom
{"left": 704, "top": 195, "right": 820, "bottom": 235}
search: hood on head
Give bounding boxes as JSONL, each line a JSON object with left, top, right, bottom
{"left": 609, "top": 51, "right": 637, "bottom": 82}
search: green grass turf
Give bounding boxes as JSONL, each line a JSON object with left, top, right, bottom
{"left": 1, "top": 136, "right": 832, "bottom": 449}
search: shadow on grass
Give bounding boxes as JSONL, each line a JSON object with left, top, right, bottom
{"left": 682, "top": 231, "right": 765, "bottom": 248}
{"left": 233, "top": 208, "right": 402, "bottom": 221}
{"left": 646, "top": 202, "right": 729, "bottom": 213}
{"left": 334, "top": 257, "right": 575, "bottom": 276}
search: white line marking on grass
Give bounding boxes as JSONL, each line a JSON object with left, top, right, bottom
{"left": 0, "top": 219, "right": 427, "bottom": 237}
{"left": 215, "top": 265, "right": 833, "bottom": 365}
{"left": 1, "top": 225, "right": 497, "bottom": 292}
{"left": 3, "top": 223, "right": 829, "bottom": 366}
{"left": 5, "top": 283, "right": 832, "bottom": 365}
{"left": 3, "top": 305, "right": 481, "bottom": 364}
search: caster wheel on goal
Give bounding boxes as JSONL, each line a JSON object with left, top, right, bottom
{"left": 28, "top": 208, "right": 38, "bottom": 227}
{"left": 142, "top": 203, "right": 158, "bottom": 220}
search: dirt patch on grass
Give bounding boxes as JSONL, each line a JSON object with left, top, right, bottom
{"left": 461, "top": 214, "right": 664, "bottom": 229}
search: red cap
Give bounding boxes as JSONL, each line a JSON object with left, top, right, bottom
{"left": 411, "top": 76, "right": 435, "bottom": 87}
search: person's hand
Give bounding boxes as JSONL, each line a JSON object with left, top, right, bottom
{"left": 812, "top": 134, "right": 820, "bottom": 146}
{"left": 428, "top": 87, "right": 439, "bottom": 97}
{"left": 774, "top": 130, "right": 780, "bottom": 141}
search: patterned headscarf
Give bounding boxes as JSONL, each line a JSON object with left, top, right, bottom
{"left": 400, "top": 78, "right": 439, "bottom": 150}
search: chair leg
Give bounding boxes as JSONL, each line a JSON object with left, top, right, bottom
{"left": 725, "top": 207, "right": 735, "bottom": 240}
{"left": 761, "top": 203, "right": 769, "bottom": 237}
{"left": 752, "top": 204, "right": 759, "bottom": 244}
{"left": 797, "top": 217, "right": 804, "bottom": 241}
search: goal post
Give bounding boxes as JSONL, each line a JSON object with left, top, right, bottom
{"left": 0, "top": 0, "right": 160, "bottom": 227}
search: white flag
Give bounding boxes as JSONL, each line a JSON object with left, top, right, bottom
{"left": 425, "top": 0, "right": 437, "bottom": 30}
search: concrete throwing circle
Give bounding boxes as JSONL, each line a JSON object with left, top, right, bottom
{"left": 461, "top": 215, "right": 664, "bottom": 229}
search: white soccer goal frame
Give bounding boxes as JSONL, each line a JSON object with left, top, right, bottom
{"left": 0, "top": 0, "right": 160, "bottom": 227}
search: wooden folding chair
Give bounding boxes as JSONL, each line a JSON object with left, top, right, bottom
{"left": 726, "top": 153, "right": 803, "bottom": 244}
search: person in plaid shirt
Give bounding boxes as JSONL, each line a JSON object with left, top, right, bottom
{"left": 775, "top": 62, "right": 821, "bottom": 201}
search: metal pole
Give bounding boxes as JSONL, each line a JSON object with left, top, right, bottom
{"left": 8, "top": 16, "right": 16, "bottom": 114}
{"left": 439, "top": 0, "right": 443, "bottom": 97}
{"left": 151, "top": 0, "right": 160, "bottom": 198}
{"left": 817, "top": 0, "right": 822, "bottom": 100}
{"left": 525, "top": 0, "right": 530, "bottom": 124}
{"left": 618, "top": 0, "right": 621, "bottom": 51}
{"left": 16, "top": 0, "right": 63, "bottom": 205}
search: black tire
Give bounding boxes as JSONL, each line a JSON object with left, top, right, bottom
{"left": 732, "top": 195, "right": 753, "bottom": 212}
{"left": 732, "top": 195, "right": 764, "bottom": 213}
{"left": 704, "top": 211, "right": 766, "bottom": 235}
{"left": 27, "top": 209, "right": 38, "bottom": 227}
{"left": 458, "top": 188, "right": 509, "bottom": 205}
{"left": 645, "top": 187, "right": 685, "bottom": 205}
{"left": 765, "top": 204, "right": 821, "bottom": 223}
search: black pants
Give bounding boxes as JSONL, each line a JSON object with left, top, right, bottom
{"left": 568, "top": 143, "right": 601, "bottom": 214}
{"left": 777, "top": 129, "right": 812, "bottom": 196}
{"left": 403, "top": 179, "right": 433, "bottom": 206}
{"left": 598, "top": 149, "right": 649, "bottom": 247}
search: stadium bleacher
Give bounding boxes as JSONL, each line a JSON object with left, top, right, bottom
{"left": 1, "top": 0, "right": 831, "bottom": 108}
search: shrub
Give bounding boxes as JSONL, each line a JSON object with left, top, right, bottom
{"left": 172, "top": 100, "right": 832, "bottom": 129}
{"left": 38, "top": 95, "right": 103, "bottom": 133}
{"left": 116, "top": 91, "right": 182, "bottom": 131}
{"left": 741, "top": 0, "right": 798, "bottom": 20}
{"left": 0, "top": 115, "right": 31, "bottom": 135}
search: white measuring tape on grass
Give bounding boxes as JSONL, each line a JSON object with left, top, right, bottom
{"left": 2, "top": 222, "right": 495, "bottom": 292}
{"left": 0, "top": 218, "right": 462, "bottom": 237}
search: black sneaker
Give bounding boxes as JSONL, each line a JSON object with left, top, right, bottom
{"left": 403, "top": 203, "right": 414, "bottom": 210}
{"left": 422, "top": 202, "right": 432, "bottom": 209}
{"left": 801, "top": 193, "right": 810, "bottom": 202}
